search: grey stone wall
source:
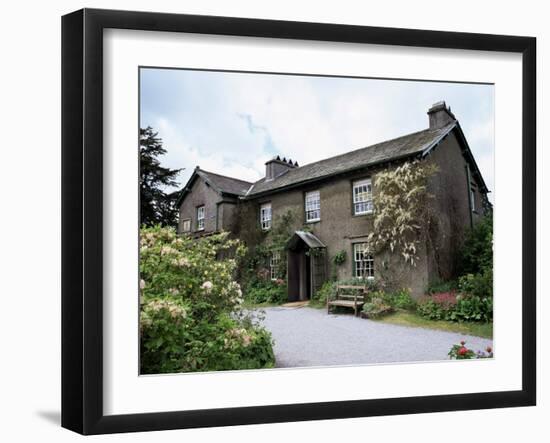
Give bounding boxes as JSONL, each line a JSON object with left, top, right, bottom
{"left": 425, "top": 131, "right": 490, "bottom": 283}
{"left": 237, "top": 168, "right": 431, "bottom": 298}
{"left": 179, "top": 129, "right": 489, "bottom": 299}
{"left": 178, "top": 176, "right": 242, "bottom": 236}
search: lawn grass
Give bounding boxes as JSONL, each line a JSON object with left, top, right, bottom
{"left": 242, "top": 301, "right": 282, "bottom": 309}
{"left": 373, "top": 310, "right": 493, "bottom": 339}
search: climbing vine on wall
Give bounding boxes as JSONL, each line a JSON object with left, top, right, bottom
{"left": 367, "top": 160, "right": 438, "bottom": 267}
{"left": 238, "top": 208, "right": 299, "bottom": 283}
{"left": 329, "top": 249, "right": 347, "bottom": 280}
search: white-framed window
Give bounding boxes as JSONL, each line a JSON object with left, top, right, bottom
{"left": 353, "top": 178, "right": 373, "bottom": 215}
{"left": 305, "top": 190, "right": 321, "bottom": 222}
{"left": 182, "top": 219, "right": 191, "bottom": 233}
{"left": 196, "top": 206, "right": 205, "bottom": 231}
{"left": 470, "top": 187, "right": 476, "bottom": 213}
{"left": 260, "top": 203, "right": 272, "bottom": 230}
{"left": 353, "top": 243, "right": 374, "bottom": 279}
{"left": 270, "top": 250, "right": 281, "bottom": 280}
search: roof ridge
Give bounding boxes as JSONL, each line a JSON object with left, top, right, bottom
{"left": 250, "top": 126, "right": 441, "bottom": 186}
{"left": 247, "top": 123, "right": 456, "bottom": 195}
{"left": 198, "top": 168, "right": 253, "bottom": 185}
{"left": 295, "top": 126, "right": 438, "bottom": 170}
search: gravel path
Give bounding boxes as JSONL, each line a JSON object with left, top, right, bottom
{"left": 258, "top": 306, "right": 493, "bottom": 368}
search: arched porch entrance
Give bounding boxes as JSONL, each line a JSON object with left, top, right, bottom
{"left": 286, "top": 231, "right": 328, "bottom": 302}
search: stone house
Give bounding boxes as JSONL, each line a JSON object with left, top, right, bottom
{"left": 176, "top": 102, "right": 491, "bottom": 300}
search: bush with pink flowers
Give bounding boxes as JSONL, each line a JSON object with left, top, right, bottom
{"left": 417, "top": 291, "right": 458, "bottom": 320}
{"left": 417, "top": 290, "right": 492, "bottom": 323}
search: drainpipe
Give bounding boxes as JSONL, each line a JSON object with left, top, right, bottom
{"left": 465, "top": 164, "right": 474, "bottom": 229}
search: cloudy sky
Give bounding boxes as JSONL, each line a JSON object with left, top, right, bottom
{"left": 140, "top": 68, "right": 494, "bottom": 199}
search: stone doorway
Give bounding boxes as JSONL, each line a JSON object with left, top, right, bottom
{"left": 286, "top": 231, "right": 327, "bottom": 302}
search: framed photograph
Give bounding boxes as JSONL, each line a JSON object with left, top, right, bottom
{"left": 62, "top": 8, "right": 536, "bottom": 435}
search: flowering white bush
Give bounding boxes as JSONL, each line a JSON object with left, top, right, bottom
{"left": 140, "top": 227, "right": 246, "bottom": 317}
{"left": 139, "top": 226, "right": 274, "bottom": 374}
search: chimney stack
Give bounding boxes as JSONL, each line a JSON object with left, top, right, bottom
{"left": 265, "top": 155, "right": 298, "bottom": 181}
{"left": 427, "top": 101, "right": 456, "bottom": 129}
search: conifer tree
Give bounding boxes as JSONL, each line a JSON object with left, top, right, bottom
{"left": 140, "top": 126, "right": 182, "bottom": 227}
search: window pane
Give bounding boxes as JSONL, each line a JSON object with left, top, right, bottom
{"left": 353, "top": 179, "right": 373, "bottom": 214}
{"left": 354, "top": 243, "right": 373, "bottom": 278}
{"left": 270, "top": 250, "right": 281, "bottom": 280}
{"left": 305, "top": 191, "right": 321, "bottom": 221}
{"left": 260, "top": 203, "right": 272, "bottom": 230}
{"left": 197, "top": 206, "right": 205, "bottom": 230}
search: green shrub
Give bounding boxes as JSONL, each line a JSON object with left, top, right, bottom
{"left": 332, "top": 250, "right": 347, "bottom": 266}
{"left": 426, "top": 279, "right": 458, "bottom": 294}
{"left": 140, "top": 296, "right": 192, "bottom": 373}
{"left": 139, "top": 226, "right": 275, "bottom": 374}
{"left": 460, "top": 215, "right": 493, "bottom": 275}
{"left": 189, "top": 314, "right": 275, "bottom": 372}
{"left": 244, "top": 278, "right": 287, "bottom": 304}
{"left": 362, "top": 298, "right": 393, "bottom": 318}
{"left": 313, "top": 281, "right": 337, "bottom": 304}
{"left": 417, "top": 291, "right": 492, "bottom": 323}
{"left": 378, "top": 288, "right": 416, "bottom": 310}
{"left": 456, "top": 215, "right": 493, "bottom": 300}
{"left": 416, "top": 292, "right": 458, "bottom": 321}
{"left": 459, "top": 268, "right": 493, "bottom": 298}
{"left": 451, "top": 295, "right": 493, "bottom": 322}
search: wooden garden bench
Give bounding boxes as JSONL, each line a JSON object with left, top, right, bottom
{"left": 327, "top": 284, "right": 368, "bottom": 316}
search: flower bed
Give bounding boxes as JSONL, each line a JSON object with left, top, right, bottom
{"left": 448, "top": 340, "right": 493, "bottom": 360}
{"left": 417, "top": 291, "right": 492, "bottom": 323}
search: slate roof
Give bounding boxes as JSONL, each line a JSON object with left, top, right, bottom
{"left": 196, "top": 169, "right": 252, "bottom": 196}
{"left": 288, "top": 231, "right": 327, "bottom": 249}
{"left": 176, "top": 168, "right": 253, "bottom": 206}
{"left": 246, "top": 123, "right": 456, "bottom": 197}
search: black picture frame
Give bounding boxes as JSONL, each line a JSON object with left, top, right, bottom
{"left": 61, "top": 8, "right": 536, "bottom": 435}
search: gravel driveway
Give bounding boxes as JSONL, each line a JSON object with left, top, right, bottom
{"left": 258, "top": 306, "right": 493, "bottom": 368}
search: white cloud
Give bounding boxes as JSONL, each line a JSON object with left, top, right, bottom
{"left": 140, "top": 69, "right": 494, "bottom": 200}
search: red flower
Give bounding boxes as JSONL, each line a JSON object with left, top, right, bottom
{"left": 460, "top": 340, "right": 466, "bottom": 346}
{"left": 486, "top": 346, "right": 492, "bottom": 353}
{"left": 458, "top": 346, "right": 468, "bottom": 356}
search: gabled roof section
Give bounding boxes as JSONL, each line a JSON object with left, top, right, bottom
{"left": 446, "top": 122, "right": 490, "bottom": 194}
{"left": 197, "top": 169, "right": 253, "bottom": 196}
{"left": 246, "top": 123, "right": 456, "bottom": 197}
{"left": 176, "top": 167, "right": 253, "bottom": 207}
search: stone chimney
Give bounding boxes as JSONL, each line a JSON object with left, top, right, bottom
{"left": 265, "top": 155, "right": 298, "bottom": 181}
{"left": 427, "top": 101, "right": 456, "bottom": 129}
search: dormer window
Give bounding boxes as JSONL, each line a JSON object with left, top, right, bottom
{"left": 305, "top": 190, "right": 321, "bottom": 222}
{"left": 260, "top": 203, "right": 272, "bottom": 230}
{"left": 353, "top": 179, "right": 373, "bottom": 215}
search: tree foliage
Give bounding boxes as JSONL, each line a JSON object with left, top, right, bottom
{"left": 459, "top": 214, "right": 493, "bottom": 275}
{"left": 457, "top": 214, "right": 493, "bottom": 298}
{"left": 140, "top": 126, "right": 182, "bottom": 227}
{"left": 367, "top": 160, "right": 438, "bottom": 266}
